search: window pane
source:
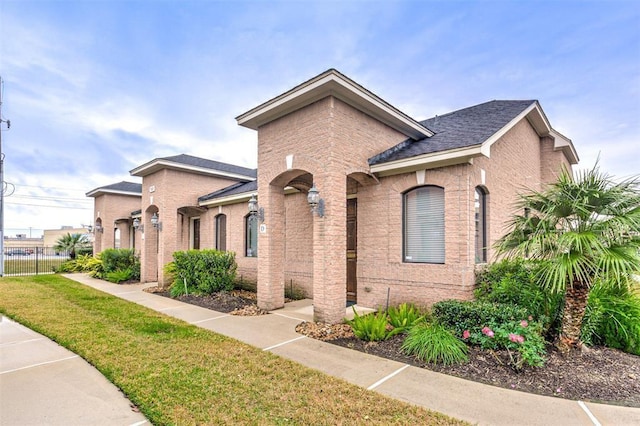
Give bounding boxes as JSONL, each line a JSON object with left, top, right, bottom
{"left": 216, "top": 215, "right": 226, "bottom": 251}
{"left": 246, "top": 215, "right": 258, "bottom": 257}
{"left": 404, "top": 186, "right": 445, "bottom": 263}
{"left": 475, "top": 188, "right": 487, "bottom": 263}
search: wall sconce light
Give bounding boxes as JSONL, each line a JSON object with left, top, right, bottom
{"left": 132, "top": 217, "right": 143, "bottom": 232}
{"left": 94, "top": 222, "right": 104, "bottom": 233}
{"left": 307, "top": 184, "right": 325, "bottom": 218}
{"left": 151, "top": 212, "right": 162, "bottom": 230}
{"left": 248, "top": 194, "right": 264, "bottom": 222}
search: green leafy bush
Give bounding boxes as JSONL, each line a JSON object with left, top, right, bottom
{"left": 169, "top": 250, "right": 237, "bottom": 296}
{"left": 347, "top": 308, "right": 397, "bottom": 342}
{"left": 581, "top": 280, "right": 640, "bottom": 355}
{"left": 433, "top": 300, "right": 529, "bottom": 334}
{"left": 386, "top": 303, "right": 426, "bottom": 334}
{"left": 475, "top": 259, "right": 563, "bottom": 334}
{"left": 101, "top": 249, "right": 140, "bottom": 280}
{"left": 55, "top": 254, "right": 103, "bottom": 276}
{"left": 105, "top": 268, "right": 134, "bottom": 283}
{"left": 401, "top": 323, "right": 468, "bottom": 365}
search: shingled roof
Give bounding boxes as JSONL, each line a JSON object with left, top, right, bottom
{"left": 130, "top": 153, "right": 257, "bottom": 180}
{"left": 369, "top": 100, "right": 536, "bottom": 165}
{"left": 86, "top": 181, "right": 142, "bottom": 197}
{"left": 198, "top": 180, "right": 257, "bottom": 204}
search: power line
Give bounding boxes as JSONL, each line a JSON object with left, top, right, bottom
{"left": 11, "top": 194, "right": 92, "bottom": 202}
{"left": 5, "top": 201, "right": 91, "bottom": 210}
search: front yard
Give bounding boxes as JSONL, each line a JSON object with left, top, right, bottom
{"left": 0, "top": 275, "right": 464, "bottom": 425}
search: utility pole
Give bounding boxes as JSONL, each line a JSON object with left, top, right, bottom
{"left": 0, "top": 76, "right": 9, "bottom": 277}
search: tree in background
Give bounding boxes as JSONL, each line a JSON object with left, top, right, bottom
{"left": 497, "top": 164, "right": 640, "bottom": 353}
{"left": 54, "top": 233, "right": 91, "bottom": 260}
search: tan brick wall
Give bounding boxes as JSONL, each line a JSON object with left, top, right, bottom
{"left": 92, "top": 193, "right": 141, "bottom": 253}
{"left": 138, "top": 168, "right": 247, "bottom": 285}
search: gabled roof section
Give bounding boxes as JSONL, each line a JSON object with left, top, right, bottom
{"left": 236, "top": 69, "right": 433, "bottom": 140}
{"left": 130, "top": 154, "right": 257, "bottom": 181}
{"left": 86, "top": 181, "right": 142, "bottom": 198}
{"left": 369, "top": 100, "right": 578, "bottom": 176}
{"left": 198, "top": 181, "right": 257, "bottom": 207}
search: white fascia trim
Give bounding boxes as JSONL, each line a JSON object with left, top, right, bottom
{"left": 199, "top": 187, "right": 299, "bottom": 208}
{"left": 550, "top": 129, "right": 580, "bottom": 164}
{"left": 480, "top": 102, "right": 551, "bottom": 158}
{"left": 85, "top": 189, "right": 142, "bottom": 198}
{"left": 236, "top": 70, "right": 433, "bottom": 139}
{"left": 130, "top": 159, "right": 256, "bottom": 181}
{"left": 370, "top": 145, "right": 482, "bottom": 176}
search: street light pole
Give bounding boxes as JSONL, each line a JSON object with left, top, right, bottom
{"left": 0, "top": 76, "right": 9, "bottom": 277}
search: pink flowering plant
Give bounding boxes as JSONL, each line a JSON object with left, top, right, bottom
{"left": 461, "top": 319, "right": 546, "bottom": 370}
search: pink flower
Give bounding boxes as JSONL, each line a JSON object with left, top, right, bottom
{"left": 520, "top": 320, "right": 528, "bottom": 328}
{"left": 462, "top": 330, "right": 470, "bottom": 339}
{"left": 509, "top": 333, "right": 525, "bottom": 344}
{"left": 481, "top": 326, "right": 494, "bottom": 337}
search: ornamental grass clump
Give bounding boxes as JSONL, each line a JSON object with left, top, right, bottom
{"left": 401, "top": 322, "right": 468, "bottom": 365}
{"left": 386, "top": 303, "right": 426, "bottom": 334}
{"left": 347, "top": 308, "right": 392, "bottom": 341}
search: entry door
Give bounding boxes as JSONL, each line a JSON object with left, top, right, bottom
{"left": 346, "top": 198, "right": 357, "bottom": 303}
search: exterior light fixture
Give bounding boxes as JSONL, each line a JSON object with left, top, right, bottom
{"left": 248, "top": 194, "right": 264, "bottom": 222}
{"left": 151, "top": 212, "right": 162, "bottom": 230}
{"left": 94, "top": 222, "right": 104, "bottom": 233}
{"left": 307, "top": 183, "right": 325, "bottom": 217}
{"left": 132, "top": 217, "right": 143, "bottom": 232}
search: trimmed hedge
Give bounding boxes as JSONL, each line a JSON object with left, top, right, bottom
{"left": 169, "top": 250, "right": 237, "bottom": 296}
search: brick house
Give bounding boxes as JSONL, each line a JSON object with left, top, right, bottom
{"left": 88, "top": 69, "right": 578, "bottom": 324}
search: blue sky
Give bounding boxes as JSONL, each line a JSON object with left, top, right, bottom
{"left": 0, "top": 0, "right": 638, "bottom": 237}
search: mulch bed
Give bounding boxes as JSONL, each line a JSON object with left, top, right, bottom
{"left": 149, "top": 288, "right": 640, "bottom": 407}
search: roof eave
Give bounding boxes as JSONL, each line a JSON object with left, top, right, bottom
{"left": 549, "top": 129, "right": 580, "bottom": 165}
{"left": 236, "top": 69, "right": 433, "bottom": 140}
{"left": 199, "top": 187, "right": 299, "bottom": 208}
{"left": 129, "top": 159, "right": 256, "bottom": 181}
{"left": 370, "top": 146, "right": 482, "bottom": 177}
{"left": 86, "top": 189, "right": 143, "bottom": 198}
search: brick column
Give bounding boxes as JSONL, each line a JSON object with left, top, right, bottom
{"left": 312, "top": 173, "right": 347, "bottom": 323}
{"left": 257, "top": 184, "right": 286, "bottom": 310}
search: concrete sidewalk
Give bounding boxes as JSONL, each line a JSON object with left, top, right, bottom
{"left": 0, "top": 316, "right": 149, "bottom": 426}
{"left": 5, "top": 273, "right": 640, "bottom": 425}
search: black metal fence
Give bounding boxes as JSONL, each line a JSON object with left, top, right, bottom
{"left": 3, "top": 247, "right": 71, "bottom": 276}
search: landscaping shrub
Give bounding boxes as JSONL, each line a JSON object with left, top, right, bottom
{"left": 475, "top": 259, "right": 563, "bottom": 334}
{"left": 386, "top": 303, "right": 426, "bottom": 334}
{"left": 55, "top": 254, "right": 103, "bottom": 277}
{"left": 105, "top": 268, "right": 134, "bottom": 284}
{"left": 169, "top": 250, "right": 237, "bottom": 296}
{"left": 433, "top": 299, "right": 546, "bottom": 368}
{"left": 581, "top": 280, "right": 640, "bottom": 355}
{"left": 401, "top": 323, "right": 468, "bottom": 365}
{"left": 347, "top": 308, "right": 398, "bottom": 341}
{"left": 100, "top": 248, "right": 140, "bottom": 280}
{"left": 433, "top": 299, "right": 529, "bottom": 334}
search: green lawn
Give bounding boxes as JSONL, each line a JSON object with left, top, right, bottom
{"left": 0, "top": 275, "right": 466, "bottom": 425}
{"left": 3, "top": 258, "right": 67, "bottom": 275}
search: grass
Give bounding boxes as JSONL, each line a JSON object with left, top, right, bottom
{"left": 4, "top": 258, "right": 68, "bottom": 275}
{"left": 0, "top": 275, "right": 465, "bottom": 425}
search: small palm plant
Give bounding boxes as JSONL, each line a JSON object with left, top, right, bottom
{"left": 54, "top": 233, "right": 91, "bottom": 260}
{"left": 497, "top": 163, "right": 640, "bottom": 353}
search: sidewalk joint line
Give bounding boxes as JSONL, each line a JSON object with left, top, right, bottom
{"left": 263, "top": 336, "right": 307, "bottom": 351}
{"left": 114, "top": 290, "right": 141, "bottom": 295}
{"left": 191, "top": 316, "right": 229, "bottom": 324}
{"left": 273, "top": 312, "right": 309, "bottom": 321}
{"left": 577, "top": 401, "right": 602, "bottom": 426}
{"left": 0, "top": 337, "right": 46, "bottom": 347}
{"left": 129, "top": 420, "right": 148, "bottom": 426}
{"left": 0, "top": 355, "right": 79, "bottom": 375}
{"left": 367, "top": 365, "right": 410, "bottom": 390}
{"left": 158, "top": 306, "right": 183, "bottom": 311}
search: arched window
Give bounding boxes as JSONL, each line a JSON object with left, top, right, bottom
{"left": 245, "top": 214, "right": 258, "bottom": 257}
{"left": 403, "top": 186, "right": 445, "bottom": 264}
{"left": 475, "top": 187, "right": 488, "bottom": 263}
{"left": 114, "top": 228, "right": 121, "bottom": 249}
{"left": 215, "top": 214, "right": 227, "bottom": 251}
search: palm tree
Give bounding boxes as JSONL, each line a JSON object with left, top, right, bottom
{"left": 497, "top": 164, "right": 640, "bottom": 353}
{"left": 54, "top": 233, "right": 91, "bottom": 260}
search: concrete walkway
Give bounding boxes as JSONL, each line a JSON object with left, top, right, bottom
{"left": 4, "top": 274, "right": 640, "bottom": 425}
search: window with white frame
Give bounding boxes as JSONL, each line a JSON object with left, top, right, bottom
{"left": 245, "top": 214, "right": 258, "bottom": 257}
{"left": 403, "top": 185, "right": 445, "bottom": 264}
{"left": 475, "top": 187, "right": 488, "bottom": 263}
{"left": 215, "top": 214, "right": 227, "bottom": 251}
